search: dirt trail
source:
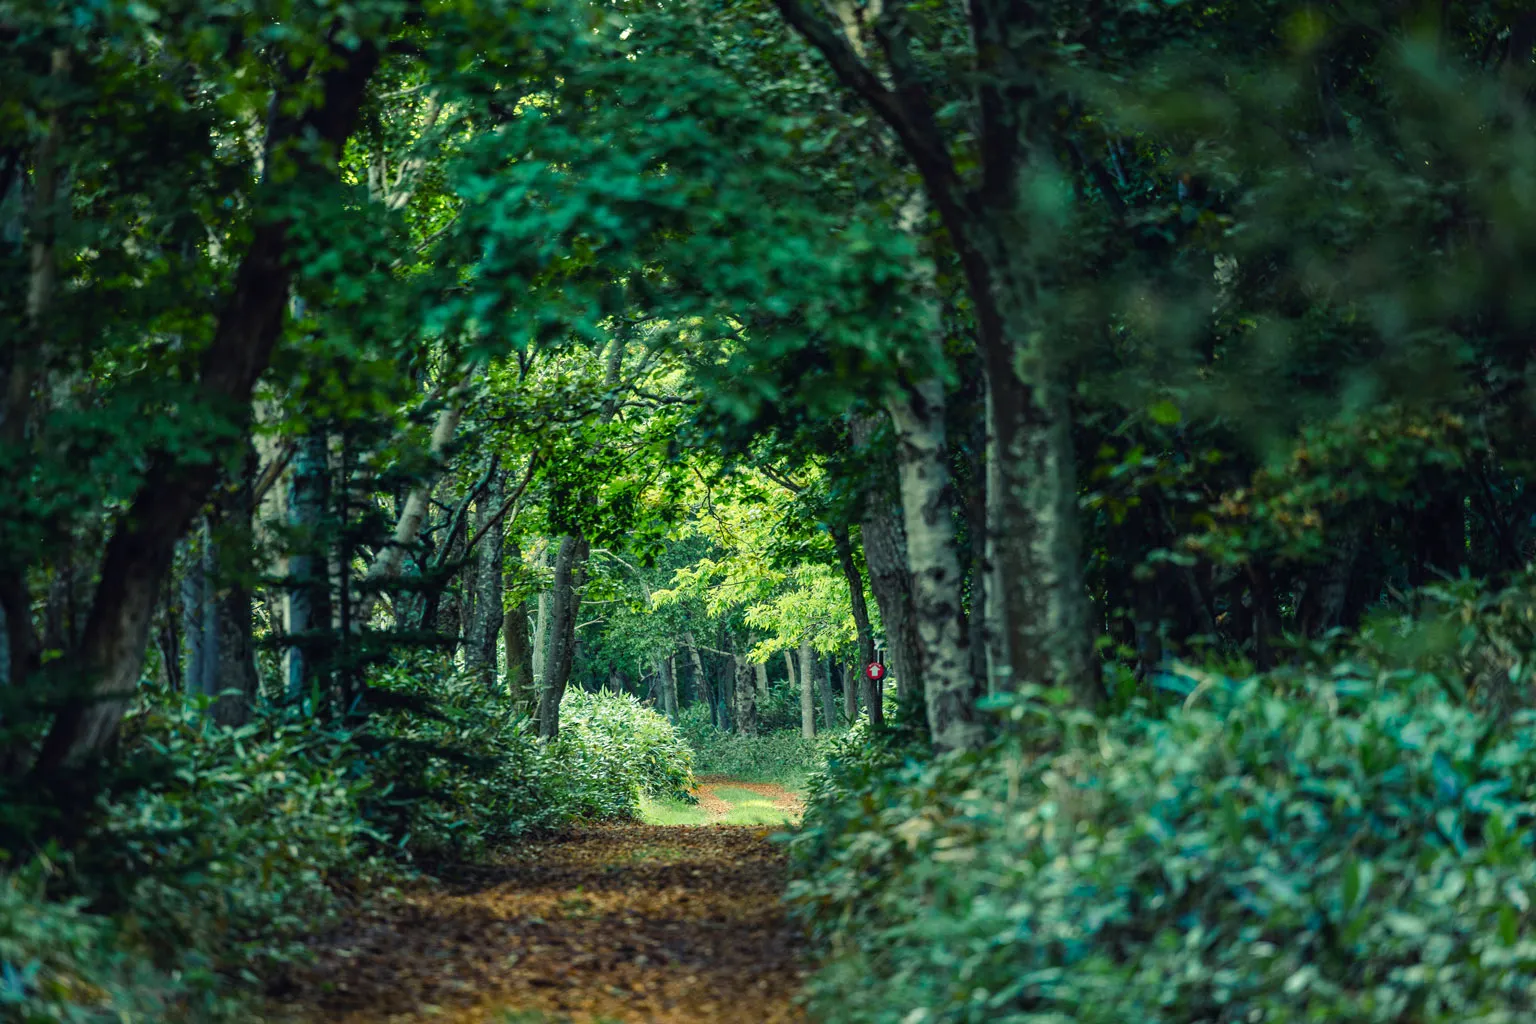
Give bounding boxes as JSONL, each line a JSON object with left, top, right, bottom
{"left": 274, "top": 786, "right": 806, "bottom": 1024}
{"left": 691, "top": 776, "right": 803, "bottom": 821}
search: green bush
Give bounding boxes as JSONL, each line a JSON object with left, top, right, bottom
{"left": 689, "top": 727, "right": 831, "bottom": 786}
{"left": 85, "top": 700, "right": 381, "bottom": 976}
{"left": 551, "top": 688, "right": 696, "bottom": 819}
{"left": 0, "top": 862, "right": 196, "bottom": 1023}
{"left": 362, "top": 663, "right": 564, "bottom": 857}
{"left": 790, "top": 669, "right": 1536, "bottom": 1023}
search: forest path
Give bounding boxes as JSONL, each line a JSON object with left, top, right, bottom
{"left": 275, "top": 786, "right": 806, "bottom": 1023}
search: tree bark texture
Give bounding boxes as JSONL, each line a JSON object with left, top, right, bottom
{"left": 850, "top": 414, "right": 921, "bottom": 710}
{"left": 817, "top": 655, "right": 837, "bottom": 732}
{"left": 888, "top": 382, "right": 985, "bottom": 752}
{"left": 465, "top": 469, "right": 505, "bottom": 689}
{"left": 31, "top": 36, "right": 380, "bottom": 773}
{"left": 659, "top": 653, "right": 678, "bottom": 722}
{"left": 833, "top": 522, "right": 878, "bottom": 726}
{"left": 502, "top": 542, "right": 536, "bottom": 715}
{"left": 537, "top": 534, "right": 588, "bottom": 740}
{"left": 798, "top": 637, "right": 816, "bottom": 739}
{"left": 733, "top": 646, "right": 758, "bottom": 736}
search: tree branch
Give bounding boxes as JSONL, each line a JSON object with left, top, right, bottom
{"left": 775, "top": 0, "right": 962, "bottom": 209}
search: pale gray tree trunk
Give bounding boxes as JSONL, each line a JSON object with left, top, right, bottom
{"left": 733, "top": 642, "right": 758, "bottom": 736}
{"left": 685, "top": 634, "right": 708, "bottom": 722}
{"left": 180, "top": 518, "right": 217, "bottom": 701}
{"left": 754, "top": 659, "right": 769, "bottom": 703}
{"left": 798, "top": 637, "right": 816, "bottom": 738}
{"left": 284, "top": 432, "right": 327, "bottom": 700}
{"left": 660, "top": 652, "right": 679, "bottom": 722}
{"left": 531, "top": 539, "right": 550, "bottom": 688}
{"left": 888, "top": 380, "right": 985, "bottom": 752}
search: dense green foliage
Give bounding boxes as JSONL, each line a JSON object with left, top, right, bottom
{"left": 5, "top": 0, "right": 1536, "bottom": 1016}
{"left": 791, "top": 586, "right": 1536, "bottom": 1022}
{"left": 552, "top": 688, "right": 697, "bottom": 817}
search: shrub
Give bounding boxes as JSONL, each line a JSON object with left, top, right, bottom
{"left": 0, "top": 862, "right": 195, "bottom": 1023}
{"left": 361, "top": 662, "right": 563, "bottom": 857}
{"left": 790, "top": 669, "right": 1536, "bottom": 1023}
{"left": 84, "top": 700, "right": 381, "bottom": 976}
{"left": 687, "top": 728, "right": 823, "bottom": 785}
{"left": 551, "top": 688, "right": 696, "bottom": 819}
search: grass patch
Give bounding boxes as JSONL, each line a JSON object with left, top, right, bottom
{"left": 639, "top": 793, "right": 715, "bottom": 826}
{"left": 639, "top": 785, "right": 800, "bottom": 827}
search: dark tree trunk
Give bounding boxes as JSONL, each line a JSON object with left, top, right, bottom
{"left": 817, "top": 655, "right": 837, "bottom": 732}
{"left": 832, "top": 522, "right": 879, "bottom": 726}
{"left": 210, "top": 452, "right": 260, "bottom": 726}
{"left": 536, "top": 534, "right": 587, "bottom": 740}
{"left": 503, "top": 541, "right": 535, "bottom": 715}
{"left": 466, "top": 470, "right": 505, "bottom": 689}
{"left": 30, "top": 35, "right": 379, "bottom": 774}
{"left": 850, "top": 415, "right": 922, "bottom": 707}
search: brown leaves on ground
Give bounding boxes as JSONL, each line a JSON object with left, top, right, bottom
{"left": 270, "top": 821, "right": 806, "bottom": 1024}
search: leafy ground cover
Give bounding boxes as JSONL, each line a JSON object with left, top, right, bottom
{"left": 271, "top": 812, "right": 805, "bottom": 1023}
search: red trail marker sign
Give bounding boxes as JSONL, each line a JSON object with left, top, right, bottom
{"left": 864, "top": 662, "right": 887, "bottom": 682}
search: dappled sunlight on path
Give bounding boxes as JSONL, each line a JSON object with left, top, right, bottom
{"left": 274, "top": 795, "right": 805, "bottom": 1023}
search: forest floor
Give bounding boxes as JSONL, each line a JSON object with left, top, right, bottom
{"left": 272, "top": 778, "right": 806, "bottom": 1024}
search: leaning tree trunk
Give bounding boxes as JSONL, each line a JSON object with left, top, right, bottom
{"left": 30, "top": 36, "right": 381, "bottom": 775}
{"left": 797, "top": 637, "right": 816, "bottom": 739}
{"left": 536, "top": 534, "right": 587, "bottom": 740}
{"left": 465, "top": 470, "right": 505, "bottom": 689}
{"left": 888, "top": 380, "right": 985, "bottom": 752}
{"left": 832, "top": 522, "right": 878, "bottom": 726}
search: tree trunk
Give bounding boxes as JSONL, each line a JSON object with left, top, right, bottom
{"left": 503, "top": 542, "right": 536, "bottom": 714}
{"left": 537, "top": 534, "right": 588, "bottom": 740}
{"left": 754, "top": 657, "right": 769, "bottom": 704}
{"left": 978, "top": 295, "right": 1099, "bottom": 709}
{"left": 356, "top": 393, "right": 466, "bottom": 624}
{"left": 659, "top": 652, "right": 679, "bottom": 722}
{"left": 284, "top": 431, "right": 329, "bottom": 700}
{"left": 817, "top": 654, "right": 837, "bottom": 732}
{"left": 685, "top": 635, "right": 708, "bottom": 724}
{"left": 733, "top": 645, "right": 758, "bottom": 736}
{"left": 850, "top": 414, "right": 921, "bottom": 710}
{"left": 531, "top": 540, "right": 550, "bottom": 688}
{"left": 465, "top": 470, "right": 505, "bottom": 689}
{"left": 832, "top": 522, "right": 878, "bottom": 726}
{"left": 798, "top": 637, "right": 816, "bottom": 738}
{"left": 842, "top": 661, "right": 859, "bottom": 724}
{"left": 29, "top": 37, "right": 380, "bottom": 774}
{"left": 180, "top": 519, "right": 216, "bottom": 701}
{"left": 783, "top": 649, "right": 797, "bottom": 697}
{"left": 887, "top": 382, "right": 984, "bottom": 752}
